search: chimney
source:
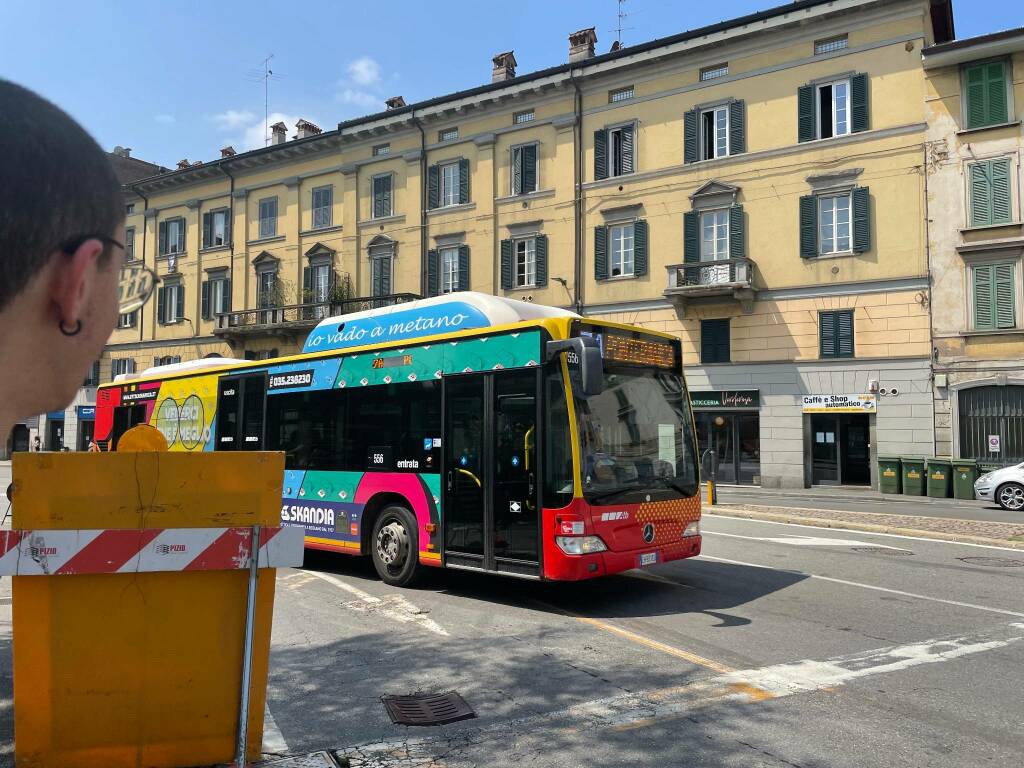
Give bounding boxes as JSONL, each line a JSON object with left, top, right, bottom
{"left": 270, "top": 121, "right": 287, "bottom": 145}
{"left": 569, "top": 27, "right": 597, "bottom": 62}
{"left": 220, "top": 146, "right": 236, "bottom": 158}
{"left": 492, "top": 51, "right": 517, "bottom": 83}
{"left": 294, "top": 119, "right": 323, "bottom": 139}
{"left": 176, "top": 159, "right": 190, "bottom": 170}
{"left": 112, "top": 145, "right": 132, "bottom": 158}
{"left": 385, "top": 95, "right": 406, "bottom": 110}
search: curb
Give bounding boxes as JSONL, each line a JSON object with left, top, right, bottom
{"left": 706, "top": 506, "right": 1024, "bottom": 550}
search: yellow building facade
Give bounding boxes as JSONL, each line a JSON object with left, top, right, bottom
{"left": 103, "top": 0, "right": 955, "bottom": 488}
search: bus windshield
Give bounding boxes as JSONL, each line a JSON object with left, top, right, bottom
{"left": 576, "top": 365, "right": 698, "bottom": 505}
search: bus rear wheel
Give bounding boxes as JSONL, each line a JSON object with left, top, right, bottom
{"left": 371, "top": 505, "right": 422, "bottom": 587}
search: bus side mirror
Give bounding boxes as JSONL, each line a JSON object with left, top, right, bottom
{"left": 546, "top": 338, "right": 603, "bottom": 397}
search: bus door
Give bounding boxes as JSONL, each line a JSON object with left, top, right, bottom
{"left": 443, "top": 368, "right": 541, "bottom": 577}
{"left": 111, "top": 403, "right": 147, "bottom": 450}
{"left": 216, "top": 372, "right": 267, "bottom": 450}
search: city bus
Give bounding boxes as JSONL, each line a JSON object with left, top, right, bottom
{"left": 95, "top": 293, "right": 701, "bottom": 585}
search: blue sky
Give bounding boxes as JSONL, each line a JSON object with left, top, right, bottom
{"left": 1, "top": 1, "right": 1018, "bottom": 168}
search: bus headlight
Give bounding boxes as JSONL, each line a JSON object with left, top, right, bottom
{"left": 683, "top": 521, "right": 701, "bottom": 538}
{"left": 556, "top": 536, "right": 608, "bottom": 555}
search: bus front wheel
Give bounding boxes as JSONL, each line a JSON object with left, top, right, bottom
{"left": 371, "top": 505, "right": 422, "bottom": 587}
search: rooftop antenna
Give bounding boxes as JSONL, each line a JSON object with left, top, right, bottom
{"left": 262, "top": 54, "right": 274, "bottom": 146}
{"left": 612, "top": 0, "right": 634, "bottom": 48}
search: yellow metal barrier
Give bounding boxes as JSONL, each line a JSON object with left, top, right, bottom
{"left": 11, "top": 449, "right": 286, "bottom": 768}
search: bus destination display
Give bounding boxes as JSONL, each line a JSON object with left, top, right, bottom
{"left": 372, "top": 354, "right": 413, "bottom": 369}
{"left": 603, "top": 334, "right": 676, "bottom": 369}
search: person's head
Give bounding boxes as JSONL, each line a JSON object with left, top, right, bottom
{"left": 0, "top": 80, "right": 125, "bottom": 434}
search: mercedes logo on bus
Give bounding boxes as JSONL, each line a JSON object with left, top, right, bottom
{"left": 642, "top": 523, "right": 655, "bottom": 543}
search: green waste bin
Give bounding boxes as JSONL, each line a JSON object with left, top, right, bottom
{"left": 927, "top": 458, "right": 952, "bottom": 498}
{"left": 952, "top": 459, "right": 978, "bottom": 500}
{"left": 901, "top": 457, "right": 926, "bottom": 496}
{"left": 878, "top": 456, "right": 902, "bottom": 494}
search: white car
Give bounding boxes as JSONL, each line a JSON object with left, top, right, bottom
{"left": 974, "top": 462, "right": 1024, "bottom": 510}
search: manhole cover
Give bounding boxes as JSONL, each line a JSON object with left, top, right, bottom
{"left": 382, "top": 691, "right": 476, "bottom": 726}
{"left": 851, "top": 547, "right": 913, "bottom": 555}
{"left": 958, "top": 556, "right": 1024, "bottom": 567}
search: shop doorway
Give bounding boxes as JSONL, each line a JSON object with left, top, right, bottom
{"left": 77, "top": 420, "right": 95, "bottom": 451}
{"left": 810, "top": 414, "right": 870, "bottom": 485}
{"left": 47, "top": 419, "right": 65, "bottom": 451}
{"left": 695, "top": 412, "right": 760, "bottom": 485}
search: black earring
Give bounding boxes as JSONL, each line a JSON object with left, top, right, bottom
{"left": 59, "top": 320, "right": 82, "bottom": 337}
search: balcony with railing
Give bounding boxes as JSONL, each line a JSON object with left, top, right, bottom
{"left": 663, "top": 257, "right": 756, "bottom": 312}
{"left": 213, "top": 293, "right": 421, "bottom": 344}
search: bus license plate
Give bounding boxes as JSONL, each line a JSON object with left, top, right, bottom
{"left": 639, "top": 552, "right": 659, "bottom": 567}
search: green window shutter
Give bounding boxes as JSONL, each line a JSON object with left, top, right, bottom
{"left": 633, "top": 219, "right": 648, "bottom": 277}
{"left": 837, "top": 310, "right": 854, "bottom": 358}
{"left": 158, "top": 221, "right": 167, "bottom": 255}
{"left": 427, "top": 164, "right": 439, "bottom": 209}
{"left": 995, "top": 262, "right": 1016, "bottom": 329}
{"left": 223, "top": 281, "right": 232, "bottom": 312}
{"left": 683, "top": 210, "right": 699, "bottom": 263}
{"left": 799, "top": 195, "right": 818, "bottom": 257}
{"left": 535, "top": 234, "right": 548, "bottom": 287}
{"left": 372, "top": 177, "right": 383, "bottom": 218}
{"left": 850, "top": 73, "right": 869, "bottom": 133}
{"left": 620, "top": 125, "right": 634, "bottom": 174}
{"left": 798, "top": 84, "right": 816, "bottom": 142}
{"left": 157, "top": 287, "right": 166, "bottom": 325}
{"left": 965, "top": 64, "right": 988, "bottom": 129}
{"left": 594, "top": 129, "right": 608, "bottom": 180}
{"left": 202, "top": 212, "right": 212, "bottom": 249}
{"left": 522, "top": 144, "right": 537, "bottom": 193}
{"left": 991, "top": 158, "right": 1012, "bottom": 224}
{"left": 201, "top": 281, "right": 210, "bottom": 319}
{"left": 728, "top": 205, "right": 745, "bottom": 259}
{"left": 700, "top": 319, "right": 730, "bottom": 364}
{"left": 458, "top": 158, "right": 470, "bottom": 204}
{"left": 973, "top": 264, "right": 995, "bottom": 329}
{"left": 970, "top": 162, "right": 993, "bottom": 226}
{"left": 383, "top": 175, "right": 392, "bottom": 216}
{"left": 176, "top": 219, "right": 186, "bottom": 252}
{"left": 381, "top": 258, "right": 391, "bottom": 295}
{"left": 987, "top": 61, "right": 1009, "bottom": 125}
{"left": 302, "top": 266, "right": 312, "bottom": 302}
{"left": 594, "top": 226, "right": 608, "bottom": 280}
{"left": 175, "top": 285, "right": 185, "bottom": 321}
{"left": 426, "top": 250, "right": 439, "bottom": 296}
{"left": 511, "top": 146, "right": 523, "bottom": 194}
{"left": 457, "top": 244, "right": 470, "bottom": 291}
{"left": 852, "top": 187, "right": 871, "bottom": 253}
{"left": 500, "top": 240, "right": 513, "bottom": 290}
{"left": 683, "top": 109, "right": 698, "bottom": 164}
{"left": 728, "top": 100, "right": 746, "bottom": 155}
{"left": 819, "top": 311, "right": 837, "bottom": 358}
{"left": 224, "top": 211, "right": 231, "bottom": 246}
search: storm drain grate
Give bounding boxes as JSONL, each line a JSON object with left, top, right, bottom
{"left": 254, "top": 751, "right": 338, "bottom": 767}
{"left": 382, "top": 691, "right": 476, "bottom": 726}
{"left": 958, "top": 556, "right": 1024, "bottom": 568}
{"left": 851, "top": 547, "right": 914, "bottom": 555}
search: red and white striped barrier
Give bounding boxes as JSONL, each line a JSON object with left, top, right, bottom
{"left": 0, "top": 525, "right": 304, "bottom": 576}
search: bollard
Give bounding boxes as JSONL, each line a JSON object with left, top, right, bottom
{"left": 9, "top": 448, "right": 299, "bottom": 768}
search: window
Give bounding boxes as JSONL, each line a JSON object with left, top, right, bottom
{"left": 817, "top": 79, "right": 850, "bottom": 138}
{"left": 700, "top": 319, "right": 730, "bottom": 364}
{"left": 701, "top": 106, "right": 729, "bottom": 160}
{"left": 610, "top": 223, "right": 635, "bottom": 277}
{"left": 440, "top": 246, "right": 459, "bottom": 293}
{"left": 514, "top": 110, "right": 535, "bottom": 124}
{"left": 306, "top": 263, "right": 331, "bottom": 303}
{"left": 312, "top": 186, "right": 333, "bottom": 229}
{"left": 594, "top": 123, "right": 635, "bottom": 179}
{"left": 257, "top": 270, "right": 277, "bottom": 309}
{"left": 158, "top": 217, "right": 185, "bottom": 255}
{"left": 440, "top": 162, "right": 460, "bottom": 207}
{"left": 439, "top": 127, "right": 459, "bottom": 142}
{"left": 154, "top": 356, "right": 182, "bottom": 367}
{"left": 111, "top": 359, "right": 136, "bottom": 377}
{"left": 700, "top": 209, "right": 730, "bottom": 283}
{"left": 815, "top": 35, "right": 848, "bottom": 55}
{"left": 202, "top": 275, "right": 231, "bottom": 319}
{"left": 700, "top": 63, "right": 729, "bottom": 81}
{"left": 244, "top": 349, "right": 278, "bottom": 361}
{"left": 972, "top": 262, "right": 1016, "bottom": 330}
{"left": 609, "top": 86, "right": 634, "bottom": 103}
{"left": 963, "top": 60, "right": 1009, "bottom": 129}
{"left": 372, "top": 143, "right": 391, "bottom": 157}
{"left": 372, "top": 174, "right": 393, "bottom": 218}
{"left": 819, "top": 310, "right": 854, "bottom": 358}
{"left": 117, "top": 311, "right": 136, "bottom": 329}
{"left": 371, "top": 255, "right": 393, "bottom": 297}
{"left": 202, "top": 209, "right": 230, "bottom": 249}
{"left": 126, "top": 203, "right": 135, "bottom": 215}
{"left": 515, "top": 238, "right": 536, "bottom": 288}
{"left": 511, "top": 143, "right": 538, "bottom": 195}
{"left": 818, "top": 193, "right": 852, "bottom": 254}
{"left": 968, "top": 158, "right": 1013, "bottom": 227}
{"left": 124, "top": 227, "right": 135, "bottom": 261}
{"left": 158, "top": 283, "right": 184, "bottom": 324}
{"left": 83, "top": 361, "right": 101, "bottom": 387}
{"left": 259, "top": 197, "right": 278, "bottom": 238}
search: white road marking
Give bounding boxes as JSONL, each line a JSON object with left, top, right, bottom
{"left": 706, "top": 530, "right": 909, "bottom": 549}
{"left": 262, "top": 704, "right": 288, "bottom": 754}
{"left": 305, "top": 570, "right": 448, "bottom": 636}
{"left": 700, "top": 554, "right": 1024, "bottom": 619}
{"left": 704, "top": 512, "right": 1024, "bottom": 552}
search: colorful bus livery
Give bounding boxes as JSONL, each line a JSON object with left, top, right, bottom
{"left": 96, "top": 293, "right": 702, "bottom": 585}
